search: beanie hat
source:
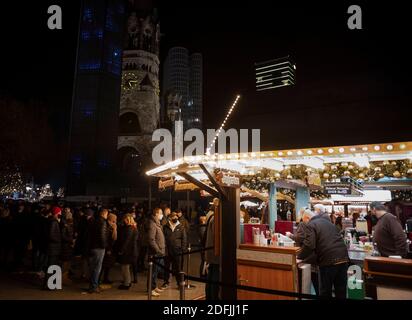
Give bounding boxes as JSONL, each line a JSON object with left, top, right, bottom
{"left": 52, "top": 206, "right": 62, "bottom": 216}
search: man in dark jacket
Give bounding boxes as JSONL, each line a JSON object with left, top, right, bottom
{"left": 162, "top": 211, "right": 188, "bottom": 288}
{"left": 32, "top": 208, "right": 49, "bottom": 274}
{"left": 176, "top": 209, "right": 190, "bottom": 233}
{"left": 204, "top": 205, "right": 220, "bottom": 300}
{"left": 87, "top": 208, "right": 109, "bottom": 293}
{"left": 370, "top": 202, "right": 408, "bottom": 257}
{"left": 43, "top": 207, "right": 62, "bottom": 289}
{"left": 299, "top": 205, "right": 349, "bottom": 299}
{"left": 147, "top": 208, "right": 166, "bottom": 297}
{"left": 287, "top": 209, "right": 319, "bottom": 295}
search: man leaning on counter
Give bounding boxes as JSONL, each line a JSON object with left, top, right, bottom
{"left": 370, "top": 202, "right": 408, "bottom": 258}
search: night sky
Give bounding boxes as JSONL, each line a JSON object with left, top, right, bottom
{"left": 1, "top": 1, "right": 411, "bottom": 186}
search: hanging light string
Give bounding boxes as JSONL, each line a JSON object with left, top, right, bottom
{"left": 206, "top": 94, "right": 241, "bottom": 155}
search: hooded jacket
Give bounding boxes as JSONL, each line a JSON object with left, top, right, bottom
{"left": 163, "top": 221, "right": 188, "bottom": 255}
{"left": 147, "top": 216, "right": 166, "bottom": 256}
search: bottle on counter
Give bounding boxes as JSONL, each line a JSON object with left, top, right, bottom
{"left": 286, "top": 210, "right": 292, "bottom": 221}
{"left": 260, "top": 231, "right": 267, "bottom": 246}
{"left": 345, "top": 230, "right": 353, "bottom": 249}
{"left": 271, "top": 232, "right": 278, "bottom": 246}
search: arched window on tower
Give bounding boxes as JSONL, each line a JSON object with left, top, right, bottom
{"left": 119, "top": 112, "right": 141, "bottom": 135}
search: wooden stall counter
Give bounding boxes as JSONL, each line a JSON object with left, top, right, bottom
{"left": 364, "top": 256, "right": 412, "bottom": 300}
{"left": 237, "top": 243, "right": 304, "bottom": 300}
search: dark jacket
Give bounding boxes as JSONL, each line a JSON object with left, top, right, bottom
{"left": 32, "top": 214, "right": 49, "bottom": 252}
{"left": 291, "top": 222, "right": 317, "bottom": 265}
{"left": 60, "top": 221, "right": 74, "bottom": 261}
{"left": 88, "top": 216, "right": 109, "bottom": 251}
{"left": 74, "top": 215, "right": 92, "bottom": 256}
{"left": 205, "top": 214, "right": 219, "bottom": 265}
{"left": 179, "top": 216, "right": 190, "bottom": 233}
{"left": 163, "top": 221, "right": 188, "bottom": 255}
{"left": 293, "top": 222, "right": 310, "bottom": 246}
{"left": 47, "top": 217, "right": 61, "bottom": 257}
{"left": 102, "top": 223, "right": 117, "bottom": 268}
{"left": 299, "top": 213, "right": 349, "bottom": 267}
{"left": 117, "top": 224, "right": 139, "bottom": 265}
{"left": 0, "top": 215, "right": 13, "bottom": 248}
{"left": 374, "top": 212, "right": 408, "bottom": 257}
{"left": 147, "top": 216, "right": 166, "bottom": 256}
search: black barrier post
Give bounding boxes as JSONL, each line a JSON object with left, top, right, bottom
{"left": 179, "top": 271, "right": 186, "bottom": 300}
{"left": 147, "top": 256, "right": 153, "bottom": 300}
{"left": 186, "top": 244, "right": 196, "bottom": 289}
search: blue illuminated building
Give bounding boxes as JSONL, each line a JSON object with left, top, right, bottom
{"left": 67, "top": 0, "right": 126, "bottom": 195}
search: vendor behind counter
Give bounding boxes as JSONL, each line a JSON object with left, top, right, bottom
{"left": 370, "top": 202, "right": 408, "bottom": 258}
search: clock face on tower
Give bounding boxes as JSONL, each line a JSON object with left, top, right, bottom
{"left": 122, "top": 72, "right": 140, "bottom": 92}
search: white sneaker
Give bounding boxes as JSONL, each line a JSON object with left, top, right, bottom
{"left": 155, "top": 287, "right": 164, "bottom": 293}
{"left": 151, "top": 290, "right": 160, "bottom": 297}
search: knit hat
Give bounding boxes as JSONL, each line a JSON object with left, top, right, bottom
{"left": 52, "top": 206, "right": 62, "bottom": 216}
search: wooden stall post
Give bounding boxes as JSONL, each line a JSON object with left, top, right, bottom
{"left": 220, "top": 186, "right": 240, "bottom": 300}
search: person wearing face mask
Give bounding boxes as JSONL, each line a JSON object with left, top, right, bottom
{"left": 161, "top": 212, "right": 188, "bottom": 289}
{"left": 147, "top": 207, "right": 166, "bottom": 297}
{"left": 43, "top": 206, "right": 62, "bottom": 289}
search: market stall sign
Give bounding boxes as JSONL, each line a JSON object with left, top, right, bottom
{"left": 158, "top": 177, "right": 174, "bottom": 190}
{"left": 323, "top": 176, "right": 363, "bottom": 196}
{"left": 215, "top": 171, "right": 241, "bottom": 188}
{"left": 324, "top": 183, "right": 353, "bottom": 195}
{"left": 174, "top": 182, "right": 199, "bottom": 191}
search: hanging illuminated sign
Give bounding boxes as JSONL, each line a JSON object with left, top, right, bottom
{"left": 323, "top": 177, "right": 363, "bottom": 196}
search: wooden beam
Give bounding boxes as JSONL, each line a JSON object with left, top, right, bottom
{"left": 176, "top": 172, "right": 220, "bottom": 198}
{"left": 199, "top": 163, "right": 227, "bottom": 200}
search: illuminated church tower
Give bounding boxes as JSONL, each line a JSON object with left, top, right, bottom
{"left": 117, "top": 1, "right": 160, "bottom": 186}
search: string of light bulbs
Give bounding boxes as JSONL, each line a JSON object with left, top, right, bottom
{"left": 206, "top": 94, "right": 241, "bottom": 155}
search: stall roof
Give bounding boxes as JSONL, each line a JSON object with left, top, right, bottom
{"left": 146, "top": 141, "right": 412, "bottom": 178}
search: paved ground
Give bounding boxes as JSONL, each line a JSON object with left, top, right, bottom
{"left": 0, "top": 228, "right": 206, "bottom": 300}
{"left": 0, "top": 255, "right": 205, "bottom": 300}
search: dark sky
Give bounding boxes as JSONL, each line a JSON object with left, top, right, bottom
{"left": 1, "top": 1, "right": 412, "bottom": 184}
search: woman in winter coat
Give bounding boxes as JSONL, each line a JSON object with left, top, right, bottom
{"left": 100, "top": 213, "right": 117, "bottom": 284}
{"left": 117, "top": 214, "right": 138, "bottom": 290}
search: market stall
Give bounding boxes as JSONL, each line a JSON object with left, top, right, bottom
{"left": 146, "top": 141, "right": 412, "bottom": 299}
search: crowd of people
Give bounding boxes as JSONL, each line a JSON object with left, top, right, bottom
{"left": 2, "top": 197, "right": 408, "bottom": 300}
{"left": 0, "top": 199, "right": 208, "bottom": 297}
